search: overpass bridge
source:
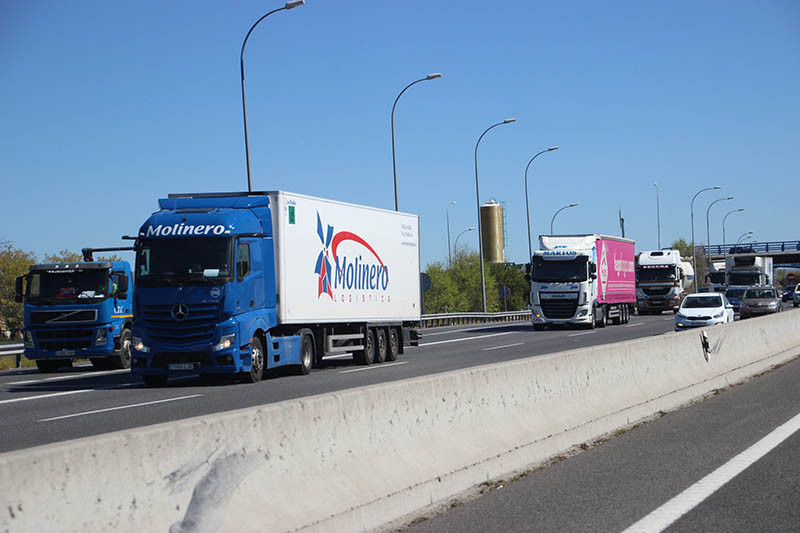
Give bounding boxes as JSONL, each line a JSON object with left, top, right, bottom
{"left": 697, "top": 240, "right": 800, "bottom": 266}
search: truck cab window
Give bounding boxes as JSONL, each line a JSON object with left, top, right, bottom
{"left": 237, "top": 242, "right": 250, "bottom": 281}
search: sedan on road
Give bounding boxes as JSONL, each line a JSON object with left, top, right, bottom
{"left": 739, "top": 286, "right": 782, "bottom": 318}
{"left": 674, "top": 293, "right": 735, "bottom": 331}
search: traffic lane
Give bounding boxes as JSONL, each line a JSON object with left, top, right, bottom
{"left": 401, "top": 356, "right": 800, "bottom": 533}
{"left": 0, "top": 316, "right": 676, "bottom": 453}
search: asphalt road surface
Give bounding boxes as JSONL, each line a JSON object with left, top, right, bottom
{"left": 0, "top": 313, "right": 676, "bottom": 452}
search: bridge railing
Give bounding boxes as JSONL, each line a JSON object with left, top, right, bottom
{"left": 697, "top": 240, "right": 800, "bottom": 256}
{"left": 420, "top": 310, "right": 531, "bottom": 328}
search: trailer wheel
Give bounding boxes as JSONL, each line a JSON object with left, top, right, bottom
{"left": 297, "top": 330, "right": 314, "bottom": 375}
{"left": 36, "top": 359, "right": 67, "bottom": 373}
{"left": 109, "top": 329, "right": 132, "bottom": 369}
{"left": 242, "top": 336, "right": 265, "bottom": 383}
{"left": 143, "top": 375, "right": 168, "bottom": 388}
{"left": 374, "top": 328, "right": 387, "bottom": 364}
{"left": 386, "top": 328, "right": 400, "bottom": 361}
{"left": 355, "top": 329, "right": 375, "bottom": 365}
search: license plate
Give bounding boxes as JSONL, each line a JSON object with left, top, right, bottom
{"left": 169, "top": 363, "right": 196, "bottom": 371}
{"left": 55, "top": 349, "right": 76, "bottom": 356}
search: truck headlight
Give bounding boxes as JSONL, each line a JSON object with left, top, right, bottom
{"left": 133, "top": 336, "right": 150, "bottom": 353}
{"left": 25, "top": 331, "right": 34, "bottom": 348}
{"left": 95, "top": 328, "right": 108, "bottom": 346}
{"left": 213, "top": 333, "right": 236, "bottom": 352}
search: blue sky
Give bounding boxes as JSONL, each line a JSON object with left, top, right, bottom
{"left": 2, "top": 0, "right": 799, "bottom": 269}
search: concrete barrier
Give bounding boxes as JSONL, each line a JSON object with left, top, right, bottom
{"left": 2, "top": 310, "right": 799, "bottom": 532}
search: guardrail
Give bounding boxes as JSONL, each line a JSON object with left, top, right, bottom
{"left": 0, "top": 343, "right": 24, "bottom": 368}
{"left": 420, "top": 310, "right": 531, "bottom": 328}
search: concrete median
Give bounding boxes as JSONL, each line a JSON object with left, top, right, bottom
{"left": 2, "top": 310, "right": 799, "bottom": 532}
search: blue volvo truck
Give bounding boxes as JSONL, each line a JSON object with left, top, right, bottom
{"left": 130, "top": 191, "right": 421, "bottom": 387}
{"left": 15, "top": 247, "right": 134, "bottom": 372}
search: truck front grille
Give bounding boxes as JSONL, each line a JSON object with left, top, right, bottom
{"left": 141, "top": 303, "right": 220, "bottom": 346}
{"left": 540, "top": 299, "right": 578, "bottom": 319}
{"left": 30, "top": 310, "right": 97, "bottom": 324}
{"left": 35, "top": 328, "right": 94, "bottom": 350}
{"left": 643, "top": 287, "right": 670, "bottom": 296}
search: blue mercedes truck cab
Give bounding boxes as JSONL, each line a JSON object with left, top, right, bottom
{"left": 16, "top": 252, "right": 134, "bottom": 372}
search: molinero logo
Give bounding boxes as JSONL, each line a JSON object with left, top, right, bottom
{"left": 314, "top": 213, "right": 389, "bottom": 299}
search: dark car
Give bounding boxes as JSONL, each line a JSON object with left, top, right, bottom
{"left": 724, "top": 287, "right": 747, "bottom": 314}
{"left": 781, "top": 284, "right": 796, "bottom": 302}
{"left": 739, "top": 286, "right": 782, "bottom": 319}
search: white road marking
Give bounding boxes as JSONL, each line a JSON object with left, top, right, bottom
{"left": 8, "top": 368, "right": 129, "bottom": 386}
{"left": 422, "top": 323, "right": 523, "bottom": 337}
{"left": 0, "top": 389, "right": 93, "bottom": 405}
{"left": 419, "top": 332, "right": 514, "bottom": 347}
{"left": 483, "top": 343, "right": 524, "bottom": 351}
{"left": 339, "top": 362, "right": 408, "bottom": 374}
{"left": 38, "top": 394, "right": 202, "bottom": 422}
{"left": 567, "top": 331, "right": 596, "bottom": 337}
{"left": 622, "top": 411, "right": 800, "bottom": 533}
{"left": 625, "top": 322, "right": 644, "bottom": 328}
{"left": 664, "top": 317, "right": 675, "bottom": 321}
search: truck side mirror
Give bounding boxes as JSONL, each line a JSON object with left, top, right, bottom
{"left": 590, "top": 264, "right": 597, "bottom": 274}
{"left": 117, "top": 273, "right": 129, "bottom": 299}
{"left": 524, "top": 274, "right": 531, "bottom": 282}
{"left": 15, "top": 276, "right": 24, "bottom": 303}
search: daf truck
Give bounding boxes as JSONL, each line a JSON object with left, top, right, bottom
{"left": 15, "top": 247, "right": 134, "bottom": 372}
{"left": 725, "top": 255, "right": 773, "bottom": 287}
{"left": 130, "top": 191, "right": 421, "bottom": 387}
{"left": 528, "top": 234, "right": 636, "bottom": 330}
{"left": 635, "top": 249, "right": 693, "bottom": 314}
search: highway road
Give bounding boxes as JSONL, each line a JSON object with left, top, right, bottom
{"left": 0, "top": 313, "right": 676, "bottom": 453}
{"left": 401, "top": 353, "right": 800, "bottom": 533}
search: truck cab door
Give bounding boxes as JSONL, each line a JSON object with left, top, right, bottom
{"left": 235, "top": 238, "right": 265, "bottom": 313}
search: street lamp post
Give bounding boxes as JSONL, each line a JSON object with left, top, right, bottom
{"left": 690, "top": 186, "right": 721, "bottom": 292}
{"left": 653, "top": 183, "right": 661, "bottom": 249}
{"left": 240, "top": 0, "right": 305, "bottom": 193}
{"left": 475, "top": 118, "right": 515, "bottom": 313}
{"left": 736, "top": 232, "right": 753, "bottom": 246}
{"left": 453, "top": 226, "right": 476, "bottom": 254}
{"left": 391, "top": 73, "right": 442, "bottom": 211}
{"left": 705, "top": 196, "right": 733, "bottom": 257}
{"left": 550, "top": 203, "right": 579, "bottom": 235}
{"left": 446, "top": 200, "right": 456, "bottom": 267}
{"left": 524, "top": 146, "right": 559, "bottom": 261}
{"left": 722, "top": 208, "right": 744, "bottom": 256}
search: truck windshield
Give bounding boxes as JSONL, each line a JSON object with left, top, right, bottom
{"left": 636, "top": 266, "right": 676, "bottom": 282}
{"left": 531, "top": 256, "right": 588, "bottom": 282}
{"left": 728, "top": 273, "right": 759, "bottom": 286}
{"left": 136, "top": 238, "right": 232, "bottom": 287}
{"left": 26, "top": 269, "right": 109, "bottom": 304}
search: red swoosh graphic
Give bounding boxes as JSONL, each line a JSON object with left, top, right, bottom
{"left": 331, "top": 232, "right": 384, "bottom": 266}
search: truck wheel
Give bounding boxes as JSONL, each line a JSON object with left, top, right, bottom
{"left": 297, "top": 330, "right": 314, "bottom": 375}
{"left": 374, "top": 328, "right": 387, "bottom": 364}
{"left": 355, "top": 329, "right": 375, "bottom": 365}
{"left": 386, "top": 328, "right": 400, "bottom": 361}
{"left": 109, "top": 329, "right": 132, "bottom": 370}
{"left": 143, "top": 375, "right": 168, "bottom": 388}
{"left": 589, "top": 309, "right": 597, "bottom": 329}
{"left": 36, "top": 360, "right": 65, "bottom": 373}
{"left": 624, "top": 306, "right": 631, "bottom": 323}
{"left": 597, "top": 307, "right": 607, "bottom": 328}
{"left": 242, "top": 336, "right": 265, "bottom": 383}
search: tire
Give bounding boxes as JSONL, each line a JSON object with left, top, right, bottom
{"left": 108, "top": 328, "right": 132, "bottom": 370}
{"left": 355, "top": 329, "right": 375, "bottom": 365}
{"left": 532, "top": 324, "right": 545, "bottom": 331}
{"left": 242, "top": 336, "right": 265, "bottom": 383}
{"left": 386, "top": 328, "right": 400, "bottom": 362}
{"left": 36, "top": 359, "right": 66, "bottom": 373}
{"left": 143, "top": 374, "right": 168, "bottom": 388}
{"left": 297, "top": 330, "right": 314, "bottom": 375}
{"left": 597, "top": 306, "right": 607, "bottom": 328}
{"left": 374, "top": 328, "right": 387, "bottom": 364}
{"left": 611, "top": 307, "right": 621, "bottom": 325}
{"left": 589, "top": 309, "right": 597, "bottom": 329}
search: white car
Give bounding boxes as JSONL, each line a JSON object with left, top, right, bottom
{"left": 674, "top": 293, "right": 735, "bottom": 331}
{"left": 794, "top": 284, "right": 800, "bottom": 308}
